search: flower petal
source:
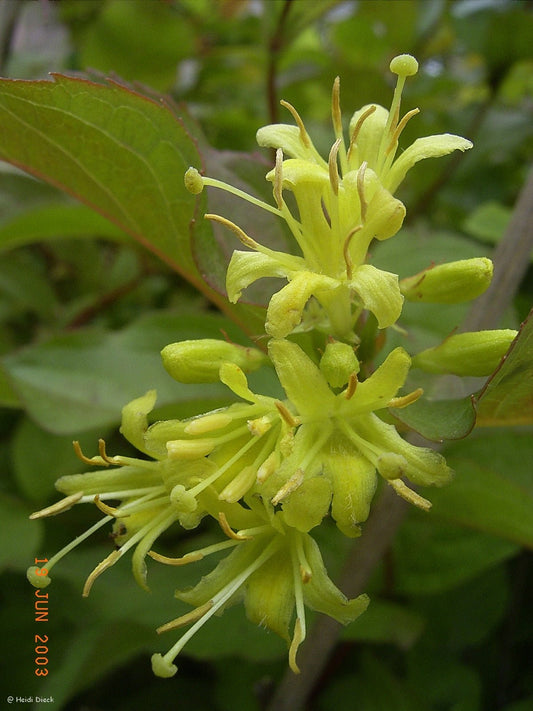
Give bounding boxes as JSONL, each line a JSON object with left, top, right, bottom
{"left": 302, "top": 534, "right": 370, "bottom": 624}
{"left": 268, "top": 339, "right": 335, "bottom": 417}
{"left": 256, "top": 124, "right": 325, "bottom": 166}
{"left": 341, "top": 347, "right": 411, "bottom": 415}
{"left": 349, "top": 264, "right": 403, "bottom": 328}
{"left": 385, "top": 134, "right": 473, "bottom": 193}
{"left": 226, "top": 250, "right": 294, "bottom": 303}
{"left": 266, "top": 271, "right": 338, "bottom": 338}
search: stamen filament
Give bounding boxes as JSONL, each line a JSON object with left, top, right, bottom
{"left": 149, "top": 538, "right": 240, "bottom": 565}
{"left": 158, "top": 537, "right": 282, "bottom": 670}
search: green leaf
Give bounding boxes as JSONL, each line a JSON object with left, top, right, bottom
{"left": 391, "top": 395, "right": 476, "bottom": 441}
{"left": 432, "top": 430, "right": 533, "bottom": 548}
{"left": 0, "top": 203, "right": 127, "bottom": 252}
{"left": 475, "top": 309, "right": 533, "bottom": 426}
{"left": 393, "top": 514, "right": 517, "bottom": 595}
{"left": 341, "top": 599, "right": 424, "bottom": 649}
{"left": 0, "top": 74, "right": 266, "bottom": 337}
{"left": 0, "top": 74, "right": 199, "bottom": 274}
{"left": 0, "top": 494, "right": 43, "bottom": 572}
{"left": 1, "top": 311, "right": 247, "bottom": 434}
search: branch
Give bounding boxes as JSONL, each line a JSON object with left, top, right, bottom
{"left": 462, "top": 165, "right": 533, "bottom": 331}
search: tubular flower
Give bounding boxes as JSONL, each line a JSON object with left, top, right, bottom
{"left": 156, "top": 337, "right": 452, "bottom": 539}
{"left": 151, "top": 500, "right": 369, "bottom": 678}
{"left": 26, "top": 391, "right": 208, "bottom": 595}
{"left": 184, "top": 54, "right": 472, "bottom": 341}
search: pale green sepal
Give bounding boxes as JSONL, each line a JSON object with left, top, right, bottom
{"left": 349, "top": 265, "right": 403, "bottom": 328}
{"left": 400, "top": 258, "right": 493, "bottom": 303}
{"left": 244, "top": 547, "right": 293, "bottom": 641}
{"left": 281, "top": 476, "right": 332, "bottom": 532}
{"left": 131, "top": 510, "right": 177, "bottom": 592}
{"left": 301, "top": 534, "right": 370, "bottom": 624}
{"left": 162, "top": 338, "right": 267, "bottom": 383}
{"left": 343, "top": 347, "right": 410, "bottom": 415}
{"left": 412, "top": 330, "right": 517, "bottom": 376}
{"left": 268, "top": 158, "right": 330, "bottom": 190}
{"left": 268, "top": 339, "right": 335, "bottom": 417}
{"left": 256, "top": 124, "right": 325, "bottom": 166}
{"left": 385, "top": 134, "right": 473, "bottom": 193}
{"left": 120, "top": 390, "right": 157, "bottom": 454}
{"left": 226, "top": 250, "right": 295, "bottom": 303}
{"left": 266, "top": 271, "right": 338, "bottom": 338}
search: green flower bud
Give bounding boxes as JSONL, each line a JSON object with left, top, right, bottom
{"left": 320, "top": 341, "right": 360, "bottom": 388}
{"left": 400, "top": 258, "right": 493, "bottom": 303}
{"left": 161, "top": 339, "right": 267, "bottom": 383}
{"left": 412, "top": 329, "right": 517, "bottom": 376}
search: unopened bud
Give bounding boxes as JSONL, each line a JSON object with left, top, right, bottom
{"left": 412, "top": 329, "right": 517, "bottom": 376}
{"left": 400, "top": 258, "right": 493, "bottom": 304}
{"left": 161, "top": 339, "right": 267, "bottom": 384}
{"left": 320, "top": 341, "right": 360, "bottom": 388}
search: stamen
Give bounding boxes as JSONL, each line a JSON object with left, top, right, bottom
{"left": 98, "top": 438, "right": 121, "bottom": 465}
{"left": 331, "top": 76, "right": 342, "bottom": 136}
{"left": 389, "top": 478, "right": 432, "bottom": 511}
{"left": 218, "top": 511, "right": 252, "bottom": 540}
{"left": 148, "top": 538, "right": 239, "bottom": 565}
{"left": 73, "top": 440, "right": 108, "bottom": 467}
{"left": 82, "top": 549, "right": 121, "bottom": 597}
{"left": 343, "top": 225, "right": 363, "bottom": 280}
{"left": 29, "top": 493, "right": 83, "bottom": 519}
{"left": 274, "top": 148, "right": 284, "bottom": 210}
{"left": 388, "top": 387, "right": 423, "bottom": 409}
{"left": 271, "top": 469, "right": 304, "bottom": 506}
{"left": 152, "top": 537, "right": 281, "bottom": 677}
{"left": 347, "top": 105, "right": 377, "bottom": 160}
{"left": 205, "top": 214, "right": 262, "bottom": 250}
{"left": 93, "top": 495, "right": 126, "bottom": 518}
{"left": 357, "top": 161, "right": 368, "bottom": 223}
{"left": 157, "top": 602, "right": 214, "bottom": 634}
{"left": 386, "top": 107, "right": 420, "bottom": 156}
{"left": 295, "top": 534, "right": 312, "bottom": 583}
{"left": 280, "top": 99, "right": 311, "bottom": 148}
{"left": 328, "top": 138, "right": 342, "bottom": 196}
{"left": 275, "top": 401, "right": 300, "bottom": 428}
{"left": 345, "top": 372, "right": 358, "bottom": 400}
{"left": 289, "top": 618, "right": 304, "bottom": 674}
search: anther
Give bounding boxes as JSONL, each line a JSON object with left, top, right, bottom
{"left": 274, "top": 148, "right": 284, "bottom": 209}
{"left": 357, "top": 161, "right": 368, "bottom": 223}
{"left": 205, "top": 214, "right": 261, "bottom": 250}
{"left": 218, "top": 511, "right": 252, "bottom": 540}
{"left": 344, "top": 372, "right": 358, "bottom": 400}
{"left": 348, "top": 105, "right": 377, "bottom": 159}
{"left": 73, "top": 440, "right": 107, "bottom": 467}
{"left": 29, "top": 493, "right": 84, "bottom": 520}
{"left": 280, "top": 100, "right": 311, "bottom": 147}
{"left": 156, "top": 602, "right": 214, "bottom": 634}
{"left": 275, "top": 401, "right": 300, "bottom": 428}
{"left": 343, "top": 225, "right": 363, "bottom": 280}
{"left": 328, "top": 138, "right": 342, "bottom": 196}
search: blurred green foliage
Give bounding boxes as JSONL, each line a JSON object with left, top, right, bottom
{"left": 0, "top": 1, "right": 532, "bottom": 709}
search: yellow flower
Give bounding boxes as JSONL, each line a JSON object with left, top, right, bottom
{"left": 185, "top": 54, "right": 472, "bottom": 341}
